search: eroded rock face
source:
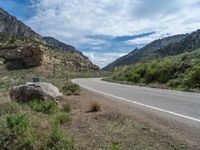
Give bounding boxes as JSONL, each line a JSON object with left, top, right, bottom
{"left": 0, "top": 8, "right": 41, "bottom": 39}
{"left": 10, "top": 82, "right": 63, "bottom": 102}
{"left": 0, "top": 44, "right": 44, "bottom": 69}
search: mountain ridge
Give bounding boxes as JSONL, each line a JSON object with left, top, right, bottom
{"left": 0, "top": 8, "right": 41, "bottom": 39}
{"left": 43, "top": 37, "right": 87, "bottom": 59}
{"left": 103, "top": 33, "right": 188, "bottom": 70}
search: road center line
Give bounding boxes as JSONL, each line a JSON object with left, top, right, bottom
{"left": 76, "top": 82, "right": 200, "bottom": 123}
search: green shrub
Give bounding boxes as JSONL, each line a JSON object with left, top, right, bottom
{"left": 0, "top": 114, "right": 35, "bottom": 149}
{"left": 184, "top": 65, "right": 200, "bottom": 88}
{"left": 62, "top": 102, "right": 71, "bottom": 112}
{"left": 126, "top": 70, "right": 141, "bottom": 83}
{"left": 167, "top": 79, "right": 182, "bottom": 88}
{"left": 0, "top": 82, "right": 11, "bottom": 90}
{"left": 156, "top": 58, "right": 179, "bottom": 83}
{"left": 144, "top": 67, "right": 158, "bottom": 83}
{"left": 62, "top": 83, "right": 80, "bottom": 95}
{"left": 46, "top": 127, "right": 74, "bottom": 150}
{"left": 28, "top": 100, "right": 58, "bottom": 114}
{"left": 54, "top": 112, "right": 71, "bottom": 126}
{"left": 110, "top": 55, "right": 181, "bottom": 85}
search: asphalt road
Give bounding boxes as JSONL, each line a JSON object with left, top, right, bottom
{"left": 73, "top": 78, "right": 200, "bottom": 124}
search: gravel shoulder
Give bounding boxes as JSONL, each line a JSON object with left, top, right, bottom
{"left": 63, "top": 89, "right": 199, "bottom": 149}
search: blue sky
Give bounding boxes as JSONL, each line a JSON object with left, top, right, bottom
{"left": 1, "top": 0, "right": 200, "bottom": 67}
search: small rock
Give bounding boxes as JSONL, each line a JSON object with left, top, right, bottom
{"left": 10, "top": 82, "right": 63, "bottom": 102}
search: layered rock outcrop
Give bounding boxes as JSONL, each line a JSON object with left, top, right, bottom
{"left": 0, "top": 44, "right": 44, "bottom": 69}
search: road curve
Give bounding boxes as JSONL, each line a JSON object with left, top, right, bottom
{"left": 73, "top": 78, "right": 200, "bottom": 124}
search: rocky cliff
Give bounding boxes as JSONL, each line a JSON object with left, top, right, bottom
{"left": 0, "top": 8, "right": 41, "bottom": 39}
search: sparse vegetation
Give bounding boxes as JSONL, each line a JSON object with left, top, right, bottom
{"left": 62, "top": 82, "right": 80, "bottom": 95}
{"left": 0, "top": 82, "right": 11, "bottom": 90}
{"left": 88, "top": 101, "right": 101, "bottom": 112}
{"left": 62, "top": 101, "right": 71, "bottom": 112}
{"left": 0, "top": 85, "right": 191, "bottom": 149}
{"left": 0, "top": 102, "right": 24, "bottom": 116}
{"left": 104, "top": 144, "right": 125, "bottom": 150}
{"left": 28, "top": 100, "right": 58, "bottom": 114}
{"left": 54, "top": 111, "right": 71, "bottom": 126}
{"left": 0, "top": 114, "right": 35, "bottom": 149}
{"left": 0, "top": 98, "right": 74, "bottom": 150}
{"left": 46, "top": 127, "right": 74, "bottom": 150}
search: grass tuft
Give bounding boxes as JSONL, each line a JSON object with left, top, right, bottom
{"left": 54, "top": 111, "right": 71, "bottom": 126}
{"left": 28, "top": 100, "right": 58, "bottom": 114}
{"left": 62, "top": 101, "right": 71, "bottom": 112}
{"left": 88, "top": 101, "right": 101, "bottom": 113}
{"left": 0, "top": 102, "right": 23, "bottom": 116}
{"left": 46, "top": 127, "right": 74, "bottom": 150}
{"left": 0, "top": 114, "right": 35, "bottom": 149}
{"left": 61, "top": 82, "right": 80, "bottom": 95}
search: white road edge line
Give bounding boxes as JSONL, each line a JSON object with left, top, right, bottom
{"left": 73, "top": 80, "right": 200, "bottom": 123}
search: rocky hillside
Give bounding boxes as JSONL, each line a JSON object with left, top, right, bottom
{"left": 43, "top": 37, "right": 87, "bottom": 59}
{"left": 0, "top": 8, "right": 41, "bottom": 39}
{"left": 0, "top": 8, "right": 99, "bottom": 71}
{"left": 153, "top": 29, "right": 200, "bottom": 58}
{"left": 103, "top": 33, "right": 189, "bottom": 71}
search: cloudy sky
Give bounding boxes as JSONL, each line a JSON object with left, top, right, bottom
{"left": 1, "top": 0, "right": 200, "bottom": 67}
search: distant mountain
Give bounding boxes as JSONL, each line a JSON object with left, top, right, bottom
{"left": 153, "top": 29, "right": 200, "bottom": 58}
{"left": 103, "top": 34, "right": 188, "bottom": 71}
{"left": 0, "top": 7, "right": 99, "bottom": 71}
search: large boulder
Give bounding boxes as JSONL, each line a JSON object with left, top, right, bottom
{"left": 10, "top": 82, "right": 63, "bottom": 102}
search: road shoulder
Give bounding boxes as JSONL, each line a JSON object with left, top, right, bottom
{"left": 63, "top": 89, "right": 198, "bottom": 149}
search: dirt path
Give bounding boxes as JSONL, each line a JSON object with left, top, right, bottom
{"left": 63, "top": 89, "right": 199, "bottom": 149}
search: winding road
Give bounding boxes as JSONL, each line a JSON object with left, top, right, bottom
{"left": 73, "top": 78, "right": 200, "bottom": 124}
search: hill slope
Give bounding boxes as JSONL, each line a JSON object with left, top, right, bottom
{"left": 43, "top": 37, "right": 87, "bottom": 58}
{"left": 107, "top": 48, "right": 200, "bottom": 91}
{"left": 103, "top": 32, "right": 198, "bottom": 70}
{"left": 0, "top": 8, "right": 99, "bottom": 71}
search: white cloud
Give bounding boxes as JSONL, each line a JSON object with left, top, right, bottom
{"left": 26, "top": 0, "right": 200, "bottom": 66}
{"left": 83, "top": 52, "right": 127, "bottom": 68}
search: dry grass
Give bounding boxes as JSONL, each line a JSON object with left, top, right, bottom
{"left": 87, "top": 101, "right": 101, "bottom": 113}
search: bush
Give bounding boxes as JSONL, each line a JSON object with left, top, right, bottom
{"left": 28, "top": 100, "right": 58, "bottom": 114}
{"left": 184, "top": 65, "right": 200, "bottom": 88}
{"left": 0, "top": 114, "right": 35, "bottom": 149}
{"left": 111, "top": 56, "right": 181, "bottom": 85}
{"left": 144, "top": 67, "right": 158, "bottom": 83}
{"left": 88, "top": 101, "right": 101, "bottom": 112}
{"left": 46, "top": 127, "right": 74, "bottom": 150}
{"left": 62, "top": 82, "right": 80, "bottom": 95}
{"left": 167, "top": 79, "right": 182, "bottom": 88}
{"left": 156, "top": 58, "right": 179, "bottom": 83}
{"left": 54, "top": 112, "right": 71, "bottom": 126}
{"left": 62, "top": 102, "right": 71, "bottom": 112}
